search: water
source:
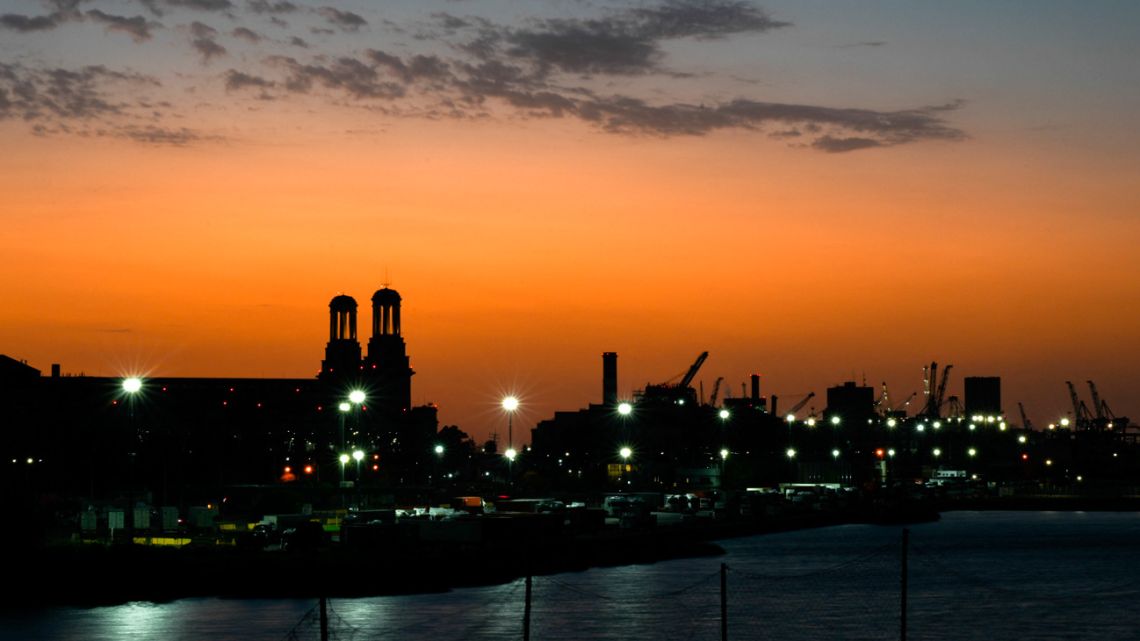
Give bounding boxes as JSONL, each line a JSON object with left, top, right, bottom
{"left": 4, "top": 511, "right": 1140, "bottom": 640}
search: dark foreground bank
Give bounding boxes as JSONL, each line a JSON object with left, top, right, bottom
{"left": 7, "top": 511, "right": 865, "bottom": 609}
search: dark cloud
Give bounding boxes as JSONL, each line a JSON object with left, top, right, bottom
{"left": 224, "top": 69, "right": 274, "bottom": 91}
{"left": 190, "top": 21, "right": 227, "bottom": 61}
{"left": 455, "top": 1, "right": 790, "bottom": 78}
{"left": 812, "top": 135, "right": 881, "bottom": 152}
{"left": 232, "top": 26, "right": 261, "bottom": 42}
{"left": 247, "top": 0, "right": 295, "bottom": 13}
{"left": 506, "top": 20, "right": 661, "bottom": 75}
{"left": 268, "top": 55, "right": 404, "bottom": 99}
{"left": 167, "top": 0, "right": 232, "bottom": 10}
{"left": 116, "top": 124, "right": 207, "bottom": 144}
{"left": 318, "top": 7, "right": 366, "bottom": 31}
{"left": 430, "top": 11, "right": 468, "bottom": 30}
{"left": 138, "top": 0, "right": 163, "bottom": 17}
{"left": 366, "top": 50, "right": 451, "bottom": 84}
{"left": 626, "top": 0, "right": 790, "bottom": 40}
{"left": 288, "top": 35, "right": 308, "bottom": 48}
{"left": 0, "top": 62, "right": 155, "bottom": 121}
{"left": 86, "top": 10, "right": 158, "bottom": 41}
{"left": 0, "top": 13, "right": 62, "bottom": 32}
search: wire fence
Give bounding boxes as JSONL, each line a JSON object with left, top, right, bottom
{"left": 280, "top": 530, "right": 1140, "bottom": 641}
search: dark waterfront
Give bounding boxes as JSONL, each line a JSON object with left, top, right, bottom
{"left": 5, "top": 511, "right": 1139, "bottom": 640}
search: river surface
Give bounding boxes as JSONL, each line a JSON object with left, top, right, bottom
{"left": 4, "top": 511, "right": 1140, "bottom": 640}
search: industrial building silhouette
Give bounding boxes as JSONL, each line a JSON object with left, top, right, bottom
{"left": 0, "top": 287, "right": 436, "bottom": 507}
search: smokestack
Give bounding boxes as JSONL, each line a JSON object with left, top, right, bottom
{"left": 51, "top": 363, "right": 60, "bottom": 378}
{"left": 602, "top": 352, "right": 618, "bottom": 406}
{"left": 751, "top": 374, "right": 760, "bottom": 401}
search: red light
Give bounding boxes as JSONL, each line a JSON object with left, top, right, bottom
{"left": 371, "top": 464, "right": 378, "bottom": 471}
{"left": 372, "top": 454, "right": 380, "bottom": 460}
{"left": 284, "top": 466, "right": 292, "bottom": 474}
{"left": 1021, "top": 453, "right": 1029, "bottom": 461}
{"left": 222, "top": 401, "right": 227, "bottom": 406}
{"left": 256, "top": 402, "right": 262, "bottom": 408}
{"left": 303, "top": 465, "right": 313, "bottom": 474}
{"left": 875, "top": 448, "right": 885, "bottom": 459}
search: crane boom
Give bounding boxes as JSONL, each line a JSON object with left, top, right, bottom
{"left": 1065, "top": 381, "right": 1084, "bottom": 428}
{"left": 1018, "top": 402, "right": 1034, "bottom": 430}
{"left": 1087, "top": 381, "right": 1105, "bottom": 420}
{"left": 934, "top": 364, "right": 953, "bottom": 416}
{"left": 709, "top": 377, "right": 724, "bottom": 407}
{"left": 678, "top": 352, "right": 708, "bottom": 389}
{"left": 789, "top": 392, "right": 816, "bottom": 415}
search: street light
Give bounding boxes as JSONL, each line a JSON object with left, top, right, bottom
{"left": 502, "top": 396, "right": 519, "bottom": 482}
{"left": 338, "top": 453, "right": 350, "bottom": 484}
{"left": 122, "top": 377, "right": 142, "bottom": 394}
{"left": 718, "top": 409, "right": 730, "bottom": 421}
{"left": 434, "top": 444, "right": 445, "bottom": 456}
{"left": 352, "top": 449, "right": 364, "bottom": 481}
{"left": 617, "top": 402, "right": 632, "bottom": 416}
{"left": 620, "top": 446, "right": 633, "bottom": 460}
{"left": 348, "top": 390, "right": 366, "bottom": 405}
{"left": 786, "top": 448, "right": 796, "bottom": 459}
{"left": 830, "top": 415, "right": 841, "bottom": 426}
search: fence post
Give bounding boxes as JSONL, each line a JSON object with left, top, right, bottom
{"left": 900, "top": 528, "right": 909, "bottom": 641}
{"left": 523, "top": 575, "right": 533, "bottom": 641}
{"left": 319, "top": 596, "right": 329, "bottom": 641}
{"left": 720, "top": 562, "right": 728, "bottom": 641}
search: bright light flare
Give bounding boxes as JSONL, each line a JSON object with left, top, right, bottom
{"left": 348, "top": 390, "right": 366, "bottom": 404}
{"left": 620, "top": 446, "right": 632, "bottom": 460}
{"left": 718, "top": 409, "right": 730, "bottom": 420}
{"left": 122, "top": 377, "right": 142, "bottom": 394}
{"left": 352, "top": 450, "right": 364, "bottom": 462}
{"left": 617, "top": 402, "right": 633, "bottom": 416}
{"left": 505, "top": 447, "right": 518, "bottom": 461}
{"left": 502, "top": 396, "right": 520, "bottom": 412}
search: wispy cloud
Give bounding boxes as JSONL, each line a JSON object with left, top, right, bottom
{"left": 317, "top": 6, "right": 366, "bottom": 31}
{"left": 86, "top": 9, "right": 160, "bottom": 41}
{"left": 0, "top": 0, "right": 966, "bottom": 152}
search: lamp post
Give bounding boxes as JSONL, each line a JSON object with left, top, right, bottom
{"left": 348, "top": 390, "right": 365, "bottom": 449}
{"left": 339, "top": 453, "right": 350, "bottom": 485}
{"left": 502, "top": 396, "right": 519, "bottom": 484}
{"left": 619, "top": 446, "right": 632, "bottom": 485}
{"left": 352, "top": 449, "right": 364, "bottom": 482}
{"left": 121, "top": 377, "right": 142, "bottom": 544}
{"left": 337, "top": 402, "right": 350, "bottom": 458}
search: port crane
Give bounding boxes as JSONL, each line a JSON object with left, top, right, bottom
{"left": 708, "top": 377, "right": 725, "bottom": 407}
{"left": 893, "top": 392, "right": 917, "bottom": 415}
{"left": 920, "top": 362, "right": 952, "bottom": 418}
{"left": 784, "top": 392, "right": 815, "bottom": 419}
{"left": 875, "top": 382, "right": 890, "bottom": 415}
{"left": 639, "top": 351, "right": 708, "bottom": 406}
{"left": 1018, "top": 402, "right": 1035, "bottom": 430}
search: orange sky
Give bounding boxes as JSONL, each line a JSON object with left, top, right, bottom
{"left": 1, "top": 1, "right": 1138, "bottom": 441}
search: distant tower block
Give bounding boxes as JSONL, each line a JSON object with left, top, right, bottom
{"left": 603, "top": 352, "right": 618, "bottom": 406}
{"left": 365, "top": 287, "right": 414, "bottom": 413}
{"left": 320, "top": 295, "right": 362, "bottom": 379}
{"left": 964, "top": 376, "right": 1002, "bottom": 418}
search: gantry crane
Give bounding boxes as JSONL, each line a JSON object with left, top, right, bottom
{"left": 708, "top": 377, "right": 725, "bottom": 407}
{"left": 1018, "top": 402, "right": 1034, "bottom": 430}
{"left": 786, "top": 392, "right": 816, "bottom": 418}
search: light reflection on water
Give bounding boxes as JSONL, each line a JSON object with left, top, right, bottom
{"left": 4, "top": 512, "right": 1140, "bottom": 640}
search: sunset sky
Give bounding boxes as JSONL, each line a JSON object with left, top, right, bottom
{"left": 2, "top": 0, "right": 1138, "bottom": 443}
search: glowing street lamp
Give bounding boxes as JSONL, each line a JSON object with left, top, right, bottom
{"left": 831, "top": 448, "right": 841, "bottom": 460}
{"left": 348, "top": 390, "right": 366, "bottom": 405}
{"left": 617, "top": 402, "right": 633, "bottom": 417}
{"left": 338, "top": 453, "right": 350, "bottom": 484}
{"left": 338, "top": 402, "right": 350, "bottom": 412}
{"left": 122, "top": 377, "right": 143, "bottom": 394}
{"left": 502, "top": 396, "right": 519, "bottom": 482}
{"left": 786, "top": 448, "right": 797, "bottom": 459}
{"left": 434, "top": 444, "right": 445, "bottom": 456}
{"left": 830, "top": 415, "right": 841, "bottom": 426}
{"left": 718, "top": 409, "right": 731, "bottom": 421}
{"left": 620, "top": 446, "right": 633, "bottom": 461}
{"left": 352, "top": 449, "right": 364, "bottom": 480}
